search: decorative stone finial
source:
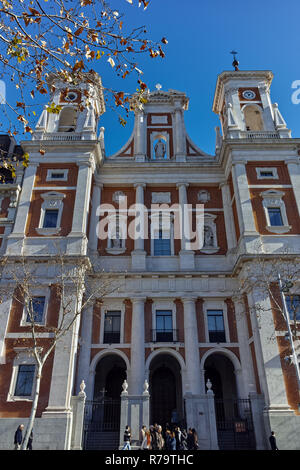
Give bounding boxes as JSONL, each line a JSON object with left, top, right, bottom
{"left": 79, "top": 380, "right": 86, "bottom": 397}
{"left": 155, "top": 83, "right": 162, "bottom": 91}
{"left": 206, "top": 378, "right": 212, "bottom": 391}
{"left": 121, "top": 379, "right": 128, "bottom": 395}
{"left": 143, "top": 379, "right": 149, "bottom": 396}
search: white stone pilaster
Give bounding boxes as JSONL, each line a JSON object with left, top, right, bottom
{"left": 88, "top": 180, "right": 103, "bottom": 253}
{"left": 219, "top": 180, "right": 237, "bottom": 250}
{"left": 131, "top": 183, "right": 146, "bottom": 271}
{"left": 231, "top": 161, "right": 257, "bottom": 237}
{"left": 182, "top": 297, "right": 201, "bottom": 395}
{"left": 286, "top": 158, "right": 300, "bottom": 218}
{"left": 129, "top": 297, "right": 146, "bottom": 395}
{"left": 174, "top": 103, "right": 186, "bottom": 162}
{"left": 43, "top": 290, "right": 83, "bottom": 415}
{"left": 134, "top": 110, "right": 146, "bottom": 162}
{"left": 176, "top": 183, "right": 195, "bottom": 270}
{"left": 247, "top": 288, "right": 290, "bottom": 409}
{"left": 75, "top": 304, "right": 94, "bottom": 394}
{"left": 0, "top": 286, "right": 14, "bottom": 363}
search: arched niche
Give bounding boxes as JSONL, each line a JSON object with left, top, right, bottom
{"left": 243, "top": 105, "right": 264, "bottom": 131}
{"left": 57, "top": 106, "right": 78, "bottom": 132}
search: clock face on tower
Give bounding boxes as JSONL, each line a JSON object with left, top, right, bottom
{"left": 242, "top": 90, "right": 256, "bottom": 100}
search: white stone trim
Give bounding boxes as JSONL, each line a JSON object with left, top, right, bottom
{"left": 46, "top": 169, "right": 69, "bottom": 182}
{"left": 256, "top": 167, "right": 278, "bottom": 180}
{"left": 7, "top": 349, "right": 39, "bottom": 402}
{"left": 36, "top": 191, "right": 66, "bottom": 236}
{"left": 260, "top": 189, "right": 291, "bottom": 234}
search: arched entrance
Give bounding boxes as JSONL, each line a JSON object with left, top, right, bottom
{"left": 204, "top": 353, "right": 255, "bottom": 450}
{"left": 83, "top": 354, "right": 127, "bottom": 450}
{"left": 149, "top": 353, "right": 183, "bottom": 428}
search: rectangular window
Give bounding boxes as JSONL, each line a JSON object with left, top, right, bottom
{"left": 103, "top": 310, "right": 121, "bottom": 343}
{"left": 43, "top": 209, "right": 59, "bottom": 228}
{"left": 260, "top": 171, "right": 274, "bottom": 178}
{"left": 268, "top": 207, "right": 283, "bottom": 226}
{"left": 26, "top": 296, "right": 46, "bottom": 323}
{"left": 14, "top": 364, "right": 35, "bottom": 397}
{"left": 154, "top": 229, "right": 171, "bottom": 255}
{"left": 155, "top": 310, "right": 173, "bottom": 341}
{"left": 285, "top": 295, "right": 300, "bottom": 322}
{"left": 207, "top": 310, "right": 226, "bottom": 343}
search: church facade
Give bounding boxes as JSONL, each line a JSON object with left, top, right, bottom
{"left": 0, "top": 68, "right": 299, "bottom": 449}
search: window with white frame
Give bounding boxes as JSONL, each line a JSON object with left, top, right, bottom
{"left": 21, "top": 289, "right": 49, "bottom": 326}
{"left": 36, "top": 191, "right": 66, "bottom": 235}
{"left": 260, "top": 190, "right": 291, "bottom": 234}
{"left": 8, "top": 349, "right": 38, "bottom": 401}
{"left": 256, "top": 167, "right": 278, "bottom": 180}
{"left": 46, "top": 169, "right": 68, "bottom": 182}
{"left": 151, "top": 212, "right": 174, "bottom": 256}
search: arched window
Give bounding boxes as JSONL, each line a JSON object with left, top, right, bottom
{"left": 57, "top": 107, "right": 77, "bottom": 132}
{"left": 243, "top": 105, "right": 264, "bottom": 131}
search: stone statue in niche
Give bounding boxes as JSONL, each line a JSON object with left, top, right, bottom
{"left": 204, "top": 226, "right": 214, "bottom": 247}
{"left": 154, "top": 139, "right": 166, "bottom": 159}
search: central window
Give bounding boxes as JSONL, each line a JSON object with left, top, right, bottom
{"left": 103, "top": 310, "right": 121, "bottom": 343}
{"left": 154, "top": 229, "right": 171, "bottom": 256}
{"left": 155, "top": 310, "right": 174, "bottom": 341}
{"left": 207, "top": 309, "right": 226, "bottom": 343}
{"left": 285, "top": 295, "right": 300, "bottom": 322}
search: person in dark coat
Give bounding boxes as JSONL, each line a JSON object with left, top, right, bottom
{"left": 269, "top": 431, "right": 279, "bottom": 450}
{"left": 14, "top": 424, "right": 24, "bottom": 450}
{"left": 27, "top": 429, "right": 33, "bottom": 450}
{"left": 186, "top": 428, "right": 194, "bottom": 450}
{"left": 169, "top": 431, "right": 176, "bottom": 450}
{"left": 122, "top": 425, "right": 131, "bottom": 450}
{"left": 191, "top": 428, "right": 199, "bottom": 450}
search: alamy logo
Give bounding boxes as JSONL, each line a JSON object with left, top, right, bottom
{"left": 291, "top": 80, "right": 300, "bottom": 104}
{"left": 0, "top": 80, "right": 5, "bottom": 104}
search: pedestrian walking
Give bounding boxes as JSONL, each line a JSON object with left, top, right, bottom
{"left": 122, "top": 425, "right": 131, "bottom": 450}
{"left": 140, "top": 428, "right": 151, "bottom": 450}
{"left": 175, "top": 426, "right": 182, "bottom": 450}
{"left": 269, "top": 431, "right": 279, "bottom": 450}
{"left": 14, "top": 424, "right": 24, "bottom": 450}
{"left": 139, "top": 425, "right": 146, "bottom": 447}
{"left": 186, "top": 428, "right": 194, "bottom": 450}
{"left": 181, "top": 429, "right": 188, "bottom": 450}
{"left": 169, "top": 431, "right": 176, "bottom": 450}
{"left": 27, "top": 429, "right": 33, "bottom": 450}
{"left": 191, "top": 428, "right": 199, "bottom": 450}
{"left": 157, "top": 425, "right": 164, "bottom": 450}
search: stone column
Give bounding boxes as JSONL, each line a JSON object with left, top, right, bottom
{"left": 247, "top": 288, "right": 290, "bottom": 409}
{"left": 88, "top": 180, "right": 103, "bottom": 253}
{"left": 182, "top": 297, "right": 201, "bottom": 395}
{"left": 75, "top": 304, "right": 94, "bottom": 395}
{"left": 130, "top": 297, "right": 146, "bottom": 395}
{"left": 134, "top": 110, "right": 146, "bottom": 162}
{"left": 219, "top": 180, "right": 237, "bottom": 250}
{"left": 43, "top": 288, "right": 83, "bottom": 416}
{"left": 286, "top": 158, "right": 300, "bottom": 218}
{"left": 7, "top": 163, "right": 38, "bottom": 255}
{"left": 70, "top": 382, "right": 87, "bottom": 450}
{"left": 174, "top": 102, "right": 185, "bottom": 162}
{"left": 176, "top": 183, "right": 194, "bottom": 270}
{"left": 131, "top": 183, "right": 146, "bottom": 271}
{"left": 67, "top": 160, "right": 93, "bottom": 255}
{"left": 231, "top": 161, "right": 257, "bottom": 237}
{"left": 233, "top": 297, "right": 256, "bottom": 396}
{"left": 0, "top": 285, "right": 14, "bottom": 363}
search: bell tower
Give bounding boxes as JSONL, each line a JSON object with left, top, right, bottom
{"left": 213, "top": 70, "right": 291, "bottom": 139}
{"left": 33, "top": 72, "right": 105, "bottom": 140}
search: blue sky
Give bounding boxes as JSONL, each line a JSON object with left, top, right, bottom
{"left": 5, "top": 0, "right": 300, "bottom": 155}
{"left": 99, "top": 0, "right": 300, "bottom": 155}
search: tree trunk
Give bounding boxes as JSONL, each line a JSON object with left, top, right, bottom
{"left": 21, "top": 363, "right": 43, "bottom": 450}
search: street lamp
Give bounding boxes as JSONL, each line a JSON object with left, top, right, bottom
{"left": 278, "top": 274, "right": 300, "bottom": 394}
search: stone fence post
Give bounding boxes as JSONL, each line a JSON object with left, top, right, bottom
{"left": 71, "top": 380, "right": 87, "bottom": 450}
